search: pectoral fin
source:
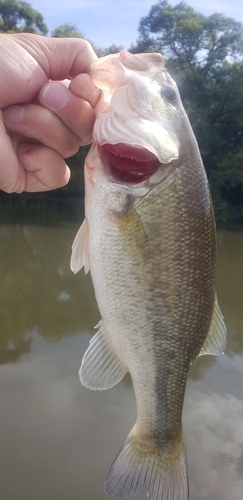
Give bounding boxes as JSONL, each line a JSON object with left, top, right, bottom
{"left": 114, "top": 204, "right": 149, "bottom": 261}
{"left": 79, "top": 321, "right": 127, "bottom": 390}
{"left": 198, "top": 296, "right": 227, "bottom": 357}
{"left": 70, "top": 219, "right": 90, "bottom": 275}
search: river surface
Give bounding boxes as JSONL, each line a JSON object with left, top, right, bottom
{"left": 0, "top": 216, "right": 242, "bottom": 500}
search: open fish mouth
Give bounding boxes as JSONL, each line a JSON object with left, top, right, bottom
{"left": 101, "top": 143, "right": 161, "bottom": 184}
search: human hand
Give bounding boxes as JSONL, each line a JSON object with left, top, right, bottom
{"left": 0, "top": 33, "right": 100, "bottom": 193}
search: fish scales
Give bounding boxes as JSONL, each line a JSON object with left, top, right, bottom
{"left": 86, "top": 150, "right": 214, "bottom": 440}
{"left": 71, "top": 50, "right": 226, "bottom": 500}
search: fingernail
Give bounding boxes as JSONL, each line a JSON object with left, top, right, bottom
{"left": 3, "top": 105, "right": 25, "bottom": 124}
{"left": 40, "top": 82, "right": 70, "bottom": 111}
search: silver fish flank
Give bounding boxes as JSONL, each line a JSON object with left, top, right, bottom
{"left": 71, "top": 50, "right": 227, "bottom": 500}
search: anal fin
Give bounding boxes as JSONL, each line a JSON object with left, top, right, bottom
{"left": 198, "top": 296, "right": 227, "bottom": 357}
{"left": 79, "top": 321, "right": 127, "bottom": 390}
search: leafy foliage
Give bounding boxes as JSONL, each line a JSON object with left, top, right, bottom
{"left": 94, "top": 43, "right": 124, "bottom": 57}
{"left": 51, "top": 22, "right": 123, "bottom": 58}
{"left": 133, "top": 1, "right": 243, "bottom": 70}
{"left": 51, "top": 22, "right": 85, "bottom": 39}
{"left": 131, "top": 1, "right": 243, "bottom": 226}
{"left": 1, "top": 0, "right": 243, "bottom": 226}
{"left": 0, "top": 0, "right": 47, "bottom": 34}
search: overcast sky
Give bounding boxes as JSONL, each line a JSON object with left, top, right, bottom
{"left": 31, "top": 0, "right": 243, "bottom": 50}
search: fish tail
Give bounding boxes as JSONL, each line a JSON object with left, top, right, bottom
{"left": 104, "top": 428, "right": 188, "bottom": 500}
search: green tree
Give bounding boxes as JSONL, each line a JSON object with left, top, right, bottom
{"left": 0, "top": 0, "right": 47, "bottom": 34}
{"left": 51, "top": 22, "right": 123, "bottom": 57}
{"left": 131, "top": 1, "right": 243, "bottom": 225}
{"left": 94, "top": 43, "right": 123, "bottom": 57}
{"left": 51, "top": 22, "right": 85, "bottom": 38}
{"left": 200, "top": 61, "right": 243, "bottom": 224}
{"left": 133, "top": 1, "right": 243, "bottom": 73}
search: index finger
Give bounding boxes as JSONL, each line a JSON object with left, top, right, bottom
{"left": 69, "top": 74, "right": 100, "bottom": 108}
{"left": 39, "top": 76, "right": 100, "bottom": 143}
{"left": 12, "top": 34, "right": 98, "bottom": 80}
{"left": 0, "top": 34, "right": 98, "bottom": 108}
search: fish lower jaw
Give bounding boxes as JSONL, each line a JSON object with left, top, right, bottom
{"left": 99, "top": 143, "right": 161, "bottom": 184}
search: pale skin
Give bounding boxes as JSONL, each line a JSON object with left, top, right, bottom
{"left": 0, "top": 33, "right": 100, "bottom": 193}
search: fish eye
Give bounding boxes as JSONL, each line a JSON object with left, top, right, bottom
{"left": 160, "top": 85, "right": 177, "bottom": 102}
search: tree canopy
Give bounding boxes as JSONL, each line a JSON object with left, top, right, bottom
{"left": 0, "top": 0, "right": 243, "bottom": 226}
{"left": 51, "top": 22, "right": 123, "bottom": 57}
{"left": 51, "top": 22, "right": 85, "bottom": 39}
{"left": 133, "top": 1, "right": 243, "bottom": 71}
{"left": 131, "top": 1, "right": 243, "bottom": 225}
{"left": 0, "top": 0, "right": 47, "bottom": 34}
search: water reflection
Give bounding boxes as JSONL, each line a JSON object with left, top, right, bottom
{"left": 0, "top": 223, "right": 99, "bottom": 364}
{"left": 216, "top": 231, "right": 243, "bottom": 356}
{"left": 0, "top": 223, "right": 242, "bottom": 500}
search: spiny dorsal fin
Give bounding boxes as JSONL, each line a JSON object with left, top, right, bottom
{"left": 198, "top": 296, "right": 227, "bottom": 357}
{"left": 70, "top": 219, "right": 90, "bottom": 275}
{"left": 79, "top": 321, "right": 127, "bottom": 390}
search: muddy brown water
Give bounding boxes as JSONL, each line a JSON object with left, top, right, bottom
{"left": 0, "top": 221, "right": 242, "bottom": 500}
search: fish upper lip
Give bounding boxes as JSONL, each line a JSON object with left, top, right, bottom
{"left": 102, "top": 143, "right": 160, "bottom": 171}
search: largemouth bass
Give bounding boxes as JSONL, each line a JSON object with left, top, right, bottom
{"left": 71, "top": 50, "right": 227, "bottom": 500}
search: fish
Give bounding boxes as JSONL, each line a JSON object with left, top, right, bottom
{"left": 70, "top": 50, "right": 227, "bottom": 500}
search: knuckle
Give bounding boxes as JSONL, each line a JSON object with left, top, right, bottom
{"left": 64, "top": 135, "right": 81, "bottom": 158}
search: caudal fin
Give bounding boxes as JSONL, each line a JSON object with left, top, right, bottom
{"left": 104, "top": 429, "right": 188, "bottom": 500}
